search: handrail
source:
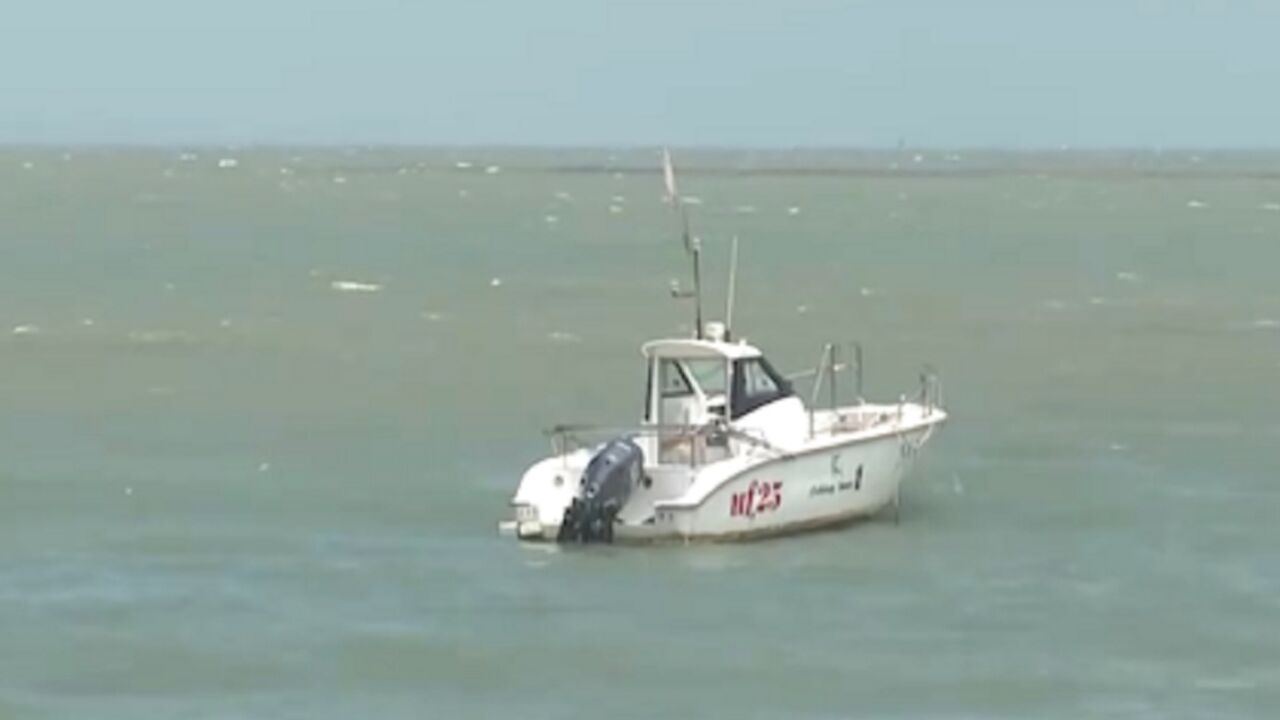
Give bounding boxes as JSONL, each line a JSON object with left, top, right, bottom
{"left": 808, "top": 343, "right": 834, "bottom": 438}
{"left": 850, "top": 341, "right": 864, "bottom": 403}
{"left": 917, "top": 366, "right": 942, "bottom": 417}
{"left": 545, "top": 420, "right": 786, "bottom": 459}
{"left": 785, "top": 362, "right": 847, "bottom": 381}
{"left": 829, "top": 343, "right": 839, "bottom": 415}
{"left": 546, "top": 422, "right": 711, "bottom": 455}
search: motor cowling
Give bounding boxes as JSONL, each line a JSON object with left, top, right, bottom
{"left": 557, "top": 437, "right": 642, "bottom": 543}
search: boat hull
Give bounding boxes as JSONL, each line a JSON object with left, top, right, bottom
{"left": 649, "top": 423, "right": 935, "bottom": 540}
{"left": 503, "top": 415, "right": 943, "bottom": 543}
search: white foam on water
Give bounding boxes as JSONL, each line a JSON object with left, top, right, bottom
{"left": 219, "top": 318, "right": 233, "bottom": 328}
{"left": 547, "top": 331, "right": 582, "bottom": 343}
{"left": 454, "top": 161, "right": 473, "bottom": 170}
{"left": 544, "top": 214, "right": 559, "bottom": 224}
{"left": 787, "top": 206, "right": 801, "bottom": 215}
{"left": 1109, "top": 443, "right": 1128, "bottom": 451}
{"left": 611, "top": 195, "right": 626, "bottom": 203}
{"left": 1260, "top": 202, "right": 1280, "bottom": 212}
{"left": 128, "top": 330, "right": 196, "bottom": 344}
{"left": 258, "top": 462, "right": 271, "bottom": 473}
{"left": 422, "top": 311, "right": 446, "bottom": 322}
{"left": 608, "top": 205, "right": 623, "bottom": 214}
{"left": 732, "top": 205, "right": 756, "bottom": 214}
{"left": 124, "top": 486, "right": 133, "bottom": 496}
{"left": 1186, "top": 199, "right": 1207, "bottom": 209}
{"left": 859, "top": 287, "right": 874, "bottom": 297}
{"left": 1115, "top": 271, "right": 1141, "bottom": 282}
{"left": 484, "top": 165, "right": 501, "bottom": 175}
{"left": 11, "top": 324, "right": 41, "bottom": 335}
{"left": 1248, "top": 318, "right": 1279, "bottom": 329}
{"left": 682, "top": 196, "right": 703, "bottom": 205}
{"left": 796, "top": 304, "right": 808, "bottom": 314}
{"left": 489, "top": 277, "right": 503, "bottom": 288}
{"left": 279, "top": 167, "right": 294, "bottom": 176}
{"left": 330, "top": 280, "right": 382, "bottom": 293}
{"left": 21, "top": 161, "right": 34, "bottom": 170}
{"left": 332, "top": 176, "right": 347, "bottom": 185}
{"left": 217, "top": 158, "right": 239, "bottom": 169}
{"left": 554, "top": 191, "right": 572, "bottom": 202}
{"left": 912, "top": 153, "right": 925, "bottom": 163}
{"left": 1193, "top": 676, "right": 1257, "bottom": 691}
{"left": 179, "top": 152, "right": 198, "bottom": 162}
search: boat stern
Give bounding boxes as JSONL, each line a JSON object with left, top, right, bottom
{"left": 499, "top": 452, "right": 587, "bottom": 540}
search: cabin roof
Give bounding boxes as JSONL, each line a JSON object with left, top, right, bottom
{"left": 641, "top": 338, "right": 762, "bottom": 361}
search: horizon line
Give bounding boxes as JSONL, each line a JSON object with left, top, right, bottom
{"left": 3, "top": 141, "right": 1280, "bottom": 153}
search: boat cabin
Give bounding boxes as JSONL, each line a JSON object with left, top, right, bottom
{"left": 640, "top": 338, "right": 796, "bottom": 464}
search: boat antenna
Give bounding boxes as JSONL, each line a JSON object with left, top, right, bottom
{"left": 725, "top": 235, "right": 739, "bottom": 340}
{"left": 663, "top": 148, "right": 703, "bottom": 339}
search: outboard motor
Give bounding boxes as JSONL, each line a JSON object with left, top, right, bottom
{"left": 557, "top": 437, "right": 643, "bottom": 543}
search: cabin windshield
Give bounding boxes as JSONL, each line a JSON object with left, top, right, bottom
{"left": 685, "top": 359, "right": 727, "bottom": 404}
{"left": 730, "top": 356, "right": 793, "bottom": 419}
{"left": 651, "top": 358, "right": 727, "bottom": 422}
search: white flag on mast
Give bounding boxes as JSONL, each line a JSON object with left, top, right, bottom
{"left": 662, "top": 147, "right": 679, "bottom": 203}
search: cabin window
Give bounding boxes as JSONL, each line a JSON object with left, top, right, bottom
{"left": 659, "top": 359, "right": 693, "bottom": 397}
{"left": 730, "top": 357, "right": 793, "bottom": 419}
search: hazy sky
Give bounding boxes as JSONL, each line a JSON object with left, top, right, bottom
{"left": 3, "top": 0, "right": 1278, "bottom": 146}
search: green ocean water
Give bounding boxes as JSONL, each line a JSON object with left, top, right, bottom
{"left": 1, "top": 147, "right": 1278, "bottom": 718}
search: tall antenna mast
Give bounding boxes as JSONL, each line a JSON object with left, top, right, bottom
{"left": 725, "top": 235, "right": 739, "bottom": 339}
{"left": 663, "top": 148, "right": 703, "bottom": 339}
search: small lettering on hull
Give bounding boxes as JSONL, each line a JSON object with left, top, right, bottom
{"left": 810, "top": 481, "right": 855, "bottom": 497}
{"left": 815, "top": 453, "right": 864, "bottom": 496}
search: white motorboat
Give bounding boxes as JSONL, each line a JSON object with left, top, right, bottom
{"left": 499, "top": 152, "right": 947, "bottom": 543}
